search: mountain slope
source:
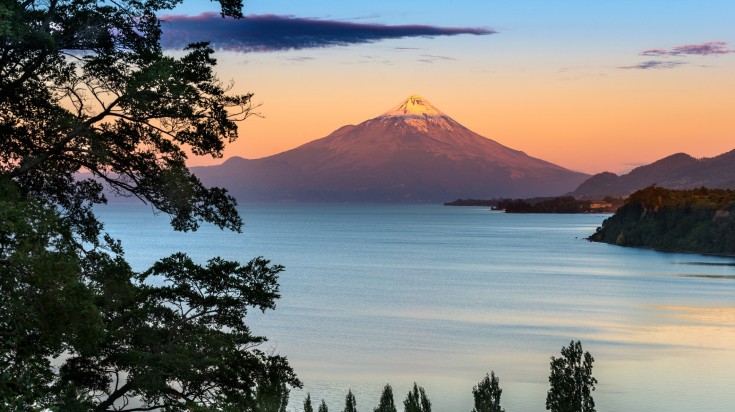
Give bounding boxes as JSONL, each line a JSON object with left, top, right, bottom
{"left": 572, "top": 149, "right": 735, "bottom": 198}
{"left": 193, "top": 96, "right": 589, "bottom": 203}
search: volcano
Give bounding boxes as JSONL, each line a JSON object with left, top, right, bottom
{"left": 192, "top": 96, "right": 589, "bottom": 202}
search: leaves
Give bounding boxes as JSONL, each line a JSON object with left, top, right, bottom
{"left": 54, "top": 252, "right": 299, "bottom": 411}
{"left": 1, "top": 0, "right": 253, "bottom": 235}
{"left": 343, "top": 389, "right": 358, "bottom": 412}
{"left": 590, "top": 186, "right": 735, "bottom": 254}
{"left": 471, "top": 372, "right": 504, "bottom": 412}
{"left": 374, "top": 384, "right": 397, "bottom": 412}
{"left": 1, "top": 1, "right": 300, "bottom": 410}
{"left": 404, "top": 383, "right": 431, "bottom": 412}
{"left": 304, "top": 393, "right": 315, "bottom": 412}
{"left": 546, "top": 341, "right": 597, "bottom": 412}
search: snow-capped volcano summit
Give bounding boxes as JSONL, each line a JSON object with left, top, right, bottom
{"left": 193, "top": 96, "right": 589, "bottom": 202}
{"left": 376, "top": 95, "right": 454, "bottom": 133}
{"left": 381, "top": 95, "right": 446, "bottom": 117}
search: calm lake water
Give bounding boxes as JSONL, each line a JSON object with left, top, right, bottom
{"left": 97, "top": 204, "right": 735, "bottom": 412}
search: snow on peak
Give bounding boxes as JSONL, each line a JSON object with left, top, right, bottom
{"left": 381, "top": 95, "right": 445, "bottom": 117}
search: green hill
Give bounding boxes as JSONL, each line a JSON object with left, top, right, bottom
{"left": 588, "top": 186, "right": 735, "bottom": 256}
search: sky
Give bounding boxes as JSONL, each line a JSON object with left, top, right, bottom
{"left": 163, "top": 0, "right": 735, "bottom": 174}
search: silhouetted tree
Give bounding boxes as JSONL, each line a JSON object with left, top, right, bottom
{"left": 404, "top": 383, "right": 431, "bottom": 412}
{"left": 255, "top": 355, "right": 292, "bottom": 412}
{"left": 472, "top": 372, "right": 505, "bottom": 412}
{"left": 343, "top": 389, "right": 358, "bottom": 412}
{"left": 319, "top": 399, "right": 329, "bottom": 412}
{"left": 546, "top": 341, "right": 597, "bottom": 412}
{"left": 304, "top": 393, "right": 314, "bottom": 412}
{"left": 1, "top": 0, "right": 300, "bottom": 410}
{"left": 374, "top": 384, "right": 397, "bottom": 412}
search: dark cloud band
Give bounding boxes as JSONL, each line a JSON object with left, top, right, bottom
{"left": 160, "top": 13, "right": 496, "bottom": 52}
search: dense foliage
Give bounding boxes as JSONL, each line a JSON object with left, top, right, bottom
{"left": 1, "top": 1, "right": 300, "bottom": 410}
{"left": 1, "top": 0, "right": 252, "bottom": 235}
{"left": 589, "top": 186, "right": 735, "bottom": 255}
{"left": 546, "top": 341, "right": 596, "bottom": 412}
{"left": 374, "top": 384, "right": 397, "bottom": 412}
{"left": 304, "top": 393, "right": 314, "bottom": 412}
{"left": 403, "top": 383, "right": 432, "bottom": 412}
{"left": 472, "top": 372, "right": 504, "bottom": 412}
{"left": 342, "top": 389, "right": 357, "bottom": 412}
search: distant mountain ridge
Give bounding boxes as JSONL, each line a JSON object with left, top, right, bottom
{"left": 192, "top": 96, "right": 589, "bottom": 203}
{"left": 572, "top": 149, "right": 735, "bottom": 198}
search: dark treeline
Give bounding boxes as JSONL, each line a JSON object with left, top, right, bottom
{"left": 498, "top": 196, "right": 587, "bottom": 213}
{"left": 445, "top": 197, "right": 623, "bottom": 213}
{"left": 498, "top": 196, "right": 622, "bottom": 213}
{"left": 444, "top": 198, "right": 506, "bottom": 207}
{"left": 302, "top": 341, "right": 596, "bottom": 412}
{"left": 589, "top": 186, "right": 735, "bottom": 255}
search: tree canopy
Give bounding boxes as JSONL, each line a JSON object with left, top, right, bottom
{"left": 1, "top": 1, "right": 300, "bottom": 410}
{"left": 374, "top": 384, "right": 397, "bottom": 412}
{"left": 304, "top": 392, "right": 314, "bottom": 412}
{"left": 1, "top": 0, "right": 253, "bottom": 237}
{"left": 471, "top": 372, "right": 504, "bottom": 412}
{"left": 589, "top": 186, "right": 735, "bottom": 255}
{"left": 342, "top": 389, "right": 358, "bottom": 412}
{"left": 403, "top": 383, "right": 431, "bottom": 412}
{"left": 546, "top": 341, "right": 597, "bottom": 412}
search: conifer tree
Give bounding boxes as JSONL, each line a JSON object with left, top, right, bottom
{"left": 343, "top": 389, "right": 358, "bottom": 412}
{"left": 374, "top": 384, "right": 397, "bottom": 412}
{"left": 304, "top": 393, "right": 314, "bottom": 412}
{"left": 319, "top": 399, "right": 329, "bottom": 412}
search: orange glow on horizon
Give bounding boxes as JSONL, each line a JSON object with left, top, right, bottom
{"left": 185, "top": 51, "right": 735, "bottom": 176}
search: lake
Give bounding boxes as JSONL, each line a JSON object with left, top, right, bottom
{"left": 97, "top": 204, "right": 735, "bottom": 412}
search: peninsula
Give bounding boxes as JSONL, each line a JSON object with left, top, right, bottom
{"left": 588, "top": 186, "right": 735, "bottom": 256}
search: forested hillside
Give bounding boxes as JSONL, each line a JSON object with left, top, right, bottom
{"left": 589, "top": 186, "right": 735, "bottom": 255}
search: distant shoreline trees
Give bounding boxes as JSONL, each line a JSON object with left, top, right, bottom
{"left": 306, "top": 347, "right": 596, "bottom": 412}
{"left": 445, "top": 196, "right": 624, "bottom": 213}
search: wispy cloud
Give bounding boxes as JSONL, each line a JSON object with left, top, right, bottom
{"left": 640, "top": 41, "right": 734, "bottom": 57}
{"left": 620, "top": 41, "right": 733, "bottom": 70}
{"left": 418, "top": 54, "right": 457, "bottom": 63}
{"left": 160, "top": 13, "right": 496, "bottom": 52}
{"left": 283, "top": 56, "right": 315, "bottom": 62}
{"left": 619, "top": 60, "right": 687, "bottom": 70}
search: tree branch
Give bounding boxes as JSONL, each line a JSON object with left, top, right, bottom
{"left": 9, "top": 96, "right": 122, "bottom": 178}
{"left": 93, "top": 381, "right": 133, "bottom": 412}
